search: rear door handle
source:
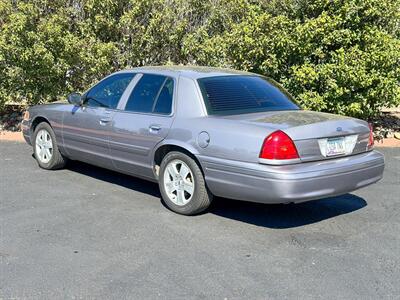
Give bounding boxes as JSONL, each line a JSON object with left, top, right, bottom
{"left": 149, "top": 125, "right": 161, "bottom": 133}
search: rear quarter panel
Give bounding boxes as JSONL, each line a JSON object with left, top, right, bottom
{"left": 169, "top": 117, "right": 270, "bottom": 163}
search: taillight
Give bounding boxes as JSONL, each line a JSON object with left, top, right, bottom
{"left": 259, "top": 130, "right": 299, "bottom": 160}
{"left": 368, "top": 123, "right": 374, "bottom": 149}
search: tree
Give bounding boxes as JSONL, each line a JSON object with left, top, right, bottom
{"left": 0, "top": 0, "right": 399, "bottom": 119}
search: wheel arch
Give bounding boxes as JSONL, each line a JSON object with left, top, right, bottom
{"left": 152, "top": 141, "right": 204, "bottom": 179}
{"left": 31, "top": 115, "right": 52, "bottom": 136}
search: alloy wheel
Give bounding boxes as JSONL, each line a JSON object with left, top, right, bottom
{"left": 35, "top": 129, "right": 53, "bottom": 164}
{"left": 163, "top": 159, "right": 195, "bottom": 206}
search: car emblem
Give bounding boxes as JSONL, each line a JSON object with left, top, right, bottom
{"left": 336, "top": 127, "right": 343, "bottom": 132}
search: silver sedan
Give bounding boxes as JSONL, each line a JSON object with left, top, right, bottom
{"left": 22, "top": 66, "right": 385, "bottom": 215}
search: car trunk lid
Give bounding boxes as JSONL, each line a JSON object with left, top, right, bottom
{"left": 220, "top": 110, "right": 371, "bottom": 162}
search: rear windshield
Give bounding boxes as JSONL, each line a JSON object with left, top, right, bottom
{"left": 197, "top": 75, "right": 299, "bottom": 115}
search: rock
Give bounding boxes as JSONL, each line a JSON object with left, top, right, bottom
{"left": 385, "top": 131, "right": 394, "bottom": 138}
{"left": 394, "top": 132, "right": 400, "bottom": 140}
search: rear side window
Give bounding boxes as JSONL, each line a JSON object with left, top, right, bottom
{"left": 198, "top": 75, "right": 299, "bottom": 115}
{"left": 124, "top": 74, "right": 173, "bottom": 114}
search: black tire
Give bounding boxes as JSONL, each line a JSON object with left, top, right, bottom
{"left": 159, "top": 151, "right": 213, "bottom": 215}
{"left": 33, "top": 122, "right": 67, "bottom": 170}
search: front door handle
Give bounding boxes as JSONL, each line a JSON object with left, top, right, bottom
{"left": 149, "top": 125, "right": 161, "bottom": 133}
{"left": 99, "top": 118, "right": 111, "bottom": 126}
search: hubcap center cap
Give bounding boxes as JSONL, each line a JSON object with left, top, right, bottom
{"left": 175, "top": 179, "right": 184, "bottom": 187}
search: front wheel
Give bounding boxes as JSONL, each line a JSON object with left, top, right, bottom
{"left": 159, "top": 151, "right": 213, "bottom": 215}
{"left": 33, "top": 122, "right": 67, "bottom": 170}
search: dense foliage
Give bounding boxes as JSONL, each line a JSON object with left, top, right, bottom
{"left": 0, "top": 0, "right": 399, "bottom": 119}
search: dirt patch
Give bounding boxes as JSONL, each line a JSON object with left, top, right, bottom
{"left": 0, "top": 131, "right": 25, "bottom": 142}
{"left": 375, "top": 137, "right": 400, "bottom": 148}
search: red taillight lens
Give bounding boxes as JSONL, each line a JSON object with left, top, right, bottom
{"left": 368, "top": 123, "right": 374, "bottom": 148}
{"left": 259, "top": 130, "right": 299, "bottom": 160}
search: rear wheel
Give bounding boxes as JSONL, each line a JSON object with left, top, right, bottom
{"left": 159, "top": 151, "right": 212, "bottom": 215}
{"left": 33, "top": 122, "right": 67, "bottom": 170}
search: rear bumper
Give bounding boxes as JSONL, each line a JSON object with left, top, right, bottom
{"left": 199, "top": 150, "right": 384, "bottom": 204}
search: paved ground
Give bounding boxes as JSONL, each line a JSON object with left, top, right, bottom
{"left": 0, "top": 142, "right": 399, "bottom": 299}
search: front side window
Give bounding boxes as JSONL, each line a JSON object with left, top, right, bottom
{"left": 198, "top": 75, "right": 299, "bottom": 115}
{"left": 85, "top": 73, "right": 135, "bottom": 109}
{"left": 124, "top": 74, "right": 173, "bottom": 115}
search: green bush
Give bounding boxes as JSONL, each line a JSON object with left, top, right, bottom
{"left": 0, "top": 0, "right": 399, "bottom": 119}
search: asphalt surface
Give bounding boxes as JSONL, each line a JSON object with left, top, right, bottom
{"left": 0, "top": 141, "right": 399, "bottom": 299}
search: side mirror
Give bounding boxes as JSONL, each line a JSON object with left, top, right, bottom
{"left": 67, "top": 92, "right": 82, "bottom": 106}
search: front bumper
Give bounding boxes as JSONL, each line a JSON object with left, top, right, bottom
{"left": 21, "top": 119, "right": 32, "bottom": 145}
{"left": 199, "top": 150, "right": 385, "bottom": 204}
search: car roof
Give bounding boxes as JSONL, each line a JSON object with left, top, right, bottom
{"left": 115, "top": 65, "right": 256, "bottom": 79}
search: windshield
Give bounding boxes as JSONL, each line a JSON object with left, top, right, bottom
{"left": 197, "top": 75, "right": 299, "bottom": 115}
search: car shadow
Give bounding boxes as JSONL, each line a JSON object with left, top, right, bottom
{"left": 65, "top": 160, "right": 367, "bottom": 228}
{"left": 66, "top": 160, "right": 161, "bottom": 198}
{"left": 209, "top": 195, "right": 367, "bottom": 229}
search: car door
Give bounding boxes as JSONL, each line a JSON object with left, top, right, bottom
{"left": 109, "top": 73, "right": 175, "bottom": 179}
{"left": 62, "top": 72, "right": 135, "bottom": 169}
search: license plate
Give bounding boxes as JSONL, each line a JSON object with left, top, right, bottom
{"left": 326, "top": 137, "right": 346, "bottom": 156}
